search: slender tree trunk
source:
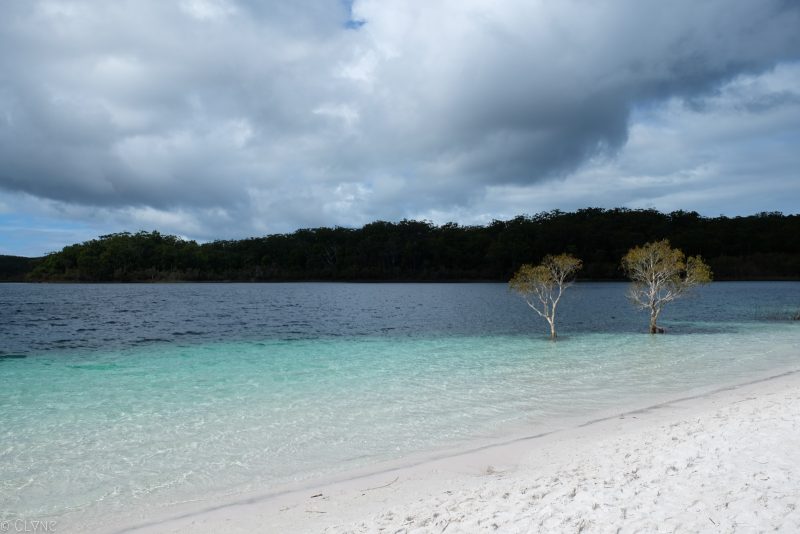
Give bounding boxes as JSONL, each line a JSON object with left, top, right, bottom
{"left": 548, "top": 318, "right": 557, "bottom": 340}
{"left": 649, "top": 307, "right": 661, "bottom": 334}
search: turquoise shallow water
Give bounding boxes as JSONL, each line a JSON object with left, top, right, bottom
{"left": 1, "top": 282, "right": 799, "bottom": 531}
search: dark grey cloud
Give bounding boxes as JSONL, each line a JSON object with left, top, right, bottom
{"left": 0, "top": 0, "right": 799, "bottom": 251}
{"left": 465, "top": 63, "right": 800, "bottom": 222}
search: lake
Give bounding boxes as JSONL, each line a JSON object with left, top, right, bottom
{"left": 1, "top": 282, "right": 799, "bottom": 531}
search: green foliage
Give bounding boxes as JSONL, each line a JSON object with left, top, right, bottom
{"left": 15, "top": 209, "right": 800, "bottom": 282}
{"left": 28, "top": 231, "right": 201, "bottom": 282}
{"left": 0, "top": 255, "right": 40, "bottom": 281}
{"left": 621, "top": 240, "right": 712, "bottom": 291}
{"left": 509, "top": 254, "right": 583, "bottom": 295}
{"left": 509, "top": 264, "right": 552, "bottom": 293}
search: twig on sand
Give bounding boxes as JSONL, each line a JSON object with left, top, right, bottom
{"left": 305, "top": 510, "right": 327, "bottom": 514}
{"left": 360, "top": 476, "right": 399, "bottom": 492}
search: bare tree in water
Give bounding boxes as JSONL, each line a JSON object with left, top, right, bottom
{"left": 509, "top": 254, "right": 582, "bottom": 340}
{"left": 621, "top": 240, "right": 712, "bottom": 333}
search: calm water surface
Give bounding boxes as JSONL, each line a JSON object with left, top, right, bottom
{"left": 1, "top": 282, "right": 799, "bottom": 531}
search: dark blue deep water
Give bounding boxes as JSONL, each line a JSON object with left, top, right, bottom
{"left": 2, "top": 282, "right": 799, "bottom": 356}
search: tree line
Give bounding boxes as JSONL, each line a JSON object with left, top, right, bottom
{"left": 0, "top": 255, "right": 36, "bottom": 281}
{"left": 6, "top": 208, "right": 800, "bottom": 282}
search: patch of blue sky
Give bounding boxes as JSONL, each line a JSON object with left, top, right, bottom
{"left": 0, "top": 212, "right": 94, "bottom": 257}
{"left": 340, "top": 0, "right": 365, "bottom": 29}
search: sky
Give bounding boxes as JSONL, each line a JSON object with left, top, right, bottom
{"left": 1, "top": 0, "right": 799, "bottom": 256}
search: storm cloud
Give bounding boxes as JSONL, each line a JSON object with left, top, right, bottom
{"left": 1, "top": 0, "right": 799, "bottom": 254}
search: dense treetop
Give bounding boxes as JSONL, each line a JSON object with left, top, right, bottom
{"left": 2, "top": 209, "right": 798, "bottom": 282}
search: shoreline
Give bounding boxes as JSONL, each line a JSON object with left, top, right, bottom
{"left": 111, "top": 366, "right": 800, "bottom": 533}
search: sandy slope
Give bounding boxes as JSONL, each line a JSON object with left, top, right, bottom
{"left": 123, "top": 370, "right": 800, "bottom": 534}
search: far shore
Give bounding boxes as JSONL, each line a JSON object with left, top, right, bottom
{"left": 108, "top": 368, "right": 800, "bottom": 534}
{"left": 5, "top": 278, "right": 800, "bottom": 284}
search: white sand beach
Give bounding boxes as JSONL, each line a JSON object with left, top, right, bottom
{"left": 120, "top": 369, "right": 800, "bottom": 533}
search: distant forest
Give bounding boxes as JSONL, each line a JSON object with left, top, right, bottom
{"left": 3, "top": 209, "right": 799, "bottom": 282}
